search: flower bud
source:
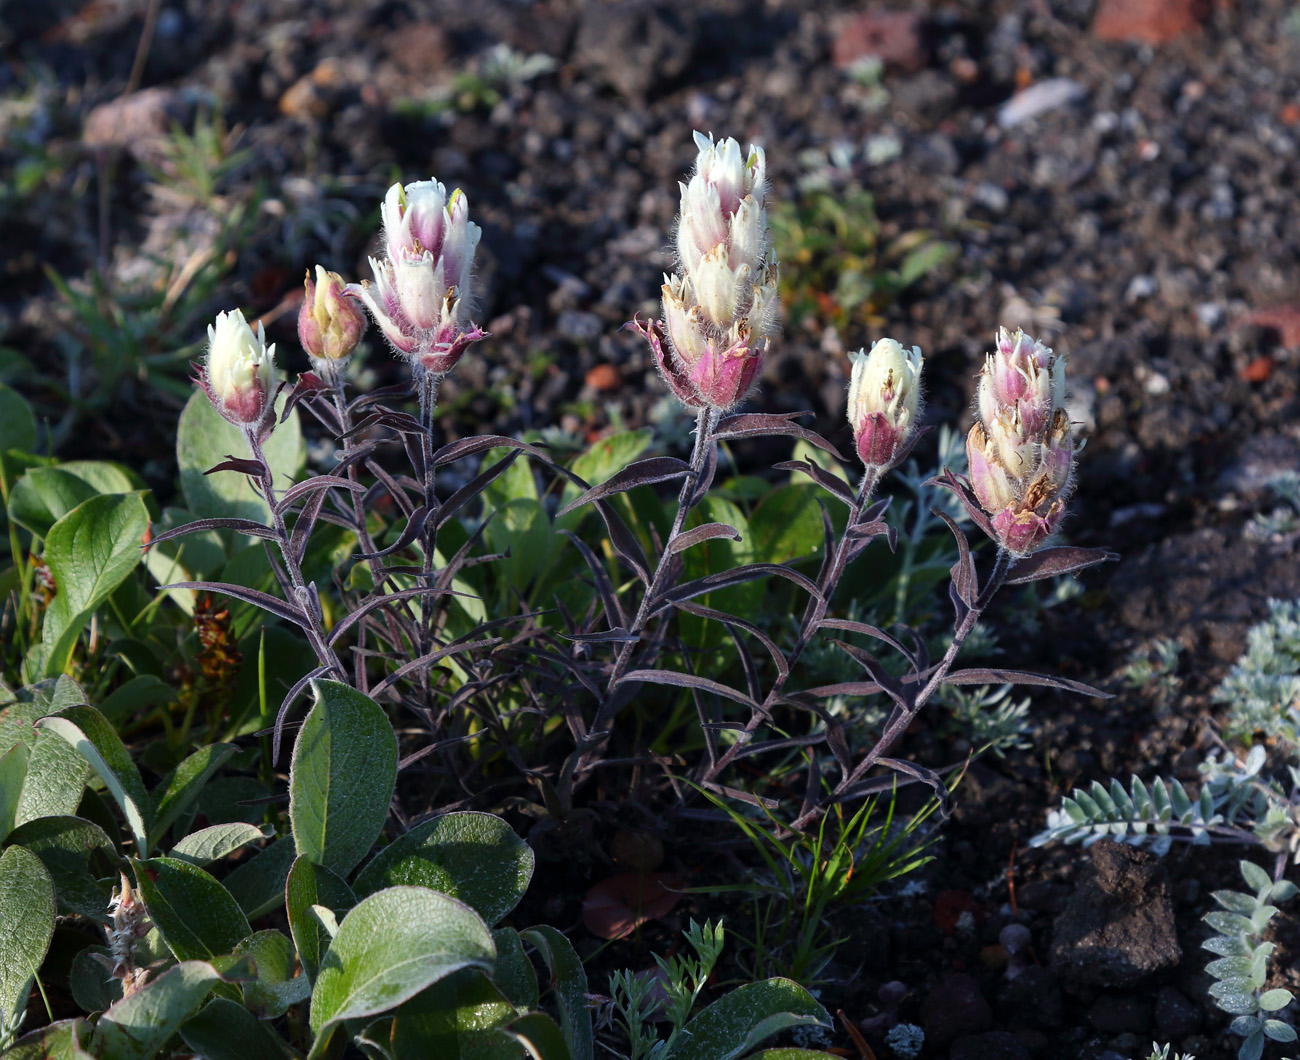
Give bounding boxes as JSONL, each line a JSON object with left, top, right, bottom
{"left": 966, "top": 328, "right": 1075, "bottom": 555}
{"left": 347, "top": 179, "right": 485, "bottom": 376}
{"left": 846, "top": 338, "right": 923, "bottom": 470}
{"left": 197, "top": 309, "right": 276, "bottom": 431}
{"left": 630, "top": 131, "right": 779, "bottom": 412}
{"left": 299, "top": 265, "right": 366, "bottom": 366}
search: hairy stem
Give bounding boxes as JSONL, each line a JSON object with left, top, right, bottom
{"left": 417, "top": 368, "right": 443, "bottom": 696}
{"left": 789, "top": 545, "right": 1013, "bottom": 831}
{"left": 703, "top": 466, "right": 881, "bottom": 784}
{"left": 557, "top": 405, "right": 720, "bottom": 803}
{"left": 246, "top": 430, "right": 345, "bottom": 681}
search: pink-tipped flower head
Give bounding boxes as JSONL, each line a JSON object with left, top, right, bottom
{"left": 847, "top": 338, "right": 923, "bottom": 470}
{"left": 347, "top": 180, "right": 485, "bottom": 376}
{"left": 197, "top": 309, "right": 276, "bottom": 434}
{"left": 299, "top": 265, "right": 367, "bottom": 368}
{"left": 630, "top": 131, "right": 779, "bottom": 412}
{"left": 966, "top": 328, "right": 1075, "bottom": 555}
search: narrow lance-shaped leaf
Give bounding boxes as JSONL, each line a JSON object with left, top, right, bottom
{"left": 521, "top": 926, "right": 592, "bottom": 1060}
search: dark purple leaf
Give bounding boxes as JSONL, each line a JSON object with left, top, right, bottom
{"left": 594, "top": 499, "right": 651, "bottom": 585}
{"left": 933, "top": 508, "right": 977, "bottom": 608}
{"left": 274, "top": 475, "right": 364, "bottom": 514}
{"left": 433, "top": 449, "right": 524, "bottom": 530}
{"left": 340, "top": 411, "right": 384, "bottom": 440}
{"left": 654, "top": 562, "right": 822, "bottom": 613}
{"left": 931, "top": 469, "right": 997, "bottom": 542}
{"left": 365, "top": 460, "right": 417, "bottom": 518}
{"left": 887, "top": 424, "right": 931, "bottom": 470}
{"left": 204, "top": 456, "right": 265, "bottom": 478}
{"left": 558, "top": 529, "right": 627, "bottom": 629}
{"left": 371, "top": 409, "right": 426, "bottom": 435}
{"left": 147, "top": 517, "right": 277, "bottom": 545}
{"left": 697, "top": 782, "right": 782, "bottom": 810}
{"left": 158, "top": 580, "right": 310, "bottom": 629}
{"left": 356, "top": 505, "right": 430, "bottom": 559}
{"left": 326, "top": 584, "right": 472, "bottom": 646}
{"left": 367, "top": 638, "right": 503, "bottom": 700}
{"left": 713, "top": 412, "right": 844, "bottom": 460}
{"left": 290, "top": 487, "right": 330, "bottom": 562}
{"left": 832, "top": 640, "right": 913, "bottom": 712}
{"left": 616, "top": 669, "right": 759, "bottom": 708}
{"left": 562, "top": 627, "right": 638, "bottom": 644}
{"left": 430, "top": 434, "right": 550, "bottom": 468}
{"left": 678, "top": 602, "right": 788, "bottom": 678}
{"left": 272, "top": 665, "right": 333, "bottom": 763}
{"left": 669, "top": 522, "right": 742, "bottom": 553}
{"left": 820, "top": 618, "right": 915, "bottom": 667}
{"left": 348, "top": 383, "right": 415, "bottom": 412}
{"left": 1005, "top": 546, "right": 1119, "bottom": 585}
{"left": 942, "top": 667, "right": 1111, "bottom": 698}
{"left": 774, "top": 460, "right": 855, "bottom": 507}
{"left": 878, "top": 756, "right": 950, "bottom": 815}
{"left": 281, "top": 372, "right": 329, "bottom": 422}
{"left": 557, "top": 457, "right": 692, "bottom": 517}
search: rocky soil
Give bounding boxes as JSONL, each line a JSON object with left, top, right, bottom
{"left": 4, "top": 0, "right": 1300, "bottom": 1057}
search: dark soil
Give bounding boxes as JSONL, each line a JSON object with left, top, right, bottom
{"left": 5, "top": 0, "right": 1300, "bottom": 1057}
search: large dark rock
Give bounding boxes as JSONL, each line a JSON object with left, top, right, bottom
{"left": 1050, "top": 840, "right": 1182, "bottom": 989}
{"left": 995, "top": 966, "right": 1064, "bottom": 1030}
{"left": 923, "top": 973, "right": 993, "bottom": 1050}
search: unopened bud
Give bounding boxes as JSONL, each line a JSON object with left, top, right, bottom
{"left": 299, "top": 265, "right": 366, "bottom": 366}
{"left": 846, "top": 338, "right": 922, "bottom": 470}
{"left": 197, "top": 309, "right": 276, "bottom": 432}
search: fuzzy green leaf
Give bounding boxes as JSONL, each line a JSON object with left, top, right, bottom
{"left": 180, "top": 998, "right": 288, "bottom": 1060}
{"left": 150, "top": 743, "right": 237, "bottom": 849}
{"left": 521, "top": 926, "right": 591, "bottom": 1060}
{"left": 37, "top": 705, "right": 151, "bottom": 854}
{"left": 308, "top": 886, "right": 495, "bottom": 1055}
{"left": 286, "top": 855, "right": 356, "bottom": 986}
{"left": 91, "top": 960, "right": 233, "bottom": 1060}
{"left": 136, "top": 857, "right": 251, "bottom": 961}
{"left": 8, "top": 815, "right": 114, "bottom": 921}
{"left": 352, "top": 811, "right": 533, "bottom": 926}
{"left": 169, "top": 822, "right": 268, "bottom": 867}
{"left": 290, "top": 681, "right": 397, "bottom": 877}
{"left": 665, "top": 979, "right": 829, "bottom": 1060}
{"left": 0, "top": 845, "right": 56, "bottom": 1031}
{"left": 1258, "top": 988, "right": 1293, "bottom": 1012}
{"left": 235, "top": 929, "right": 310, "bottom": 1019}
{"left": 3, "top": 1018, "right": 95, "bottom": 1059}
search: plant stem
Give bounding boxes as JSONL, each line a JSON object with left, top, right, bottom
{"left": 789, "top": 545, "right": 1013, "bottom": 831}
{"left": 416, "top": 367, "right": 443, "bottom": 675}
{"left": 703, "top": 467, "right": 880, "bottom": 784}
{"left": 557, "top": 405, "right": 719, "bottom": 803}
{"left": 246, "top": 430, "right": 345, "bottom": 681}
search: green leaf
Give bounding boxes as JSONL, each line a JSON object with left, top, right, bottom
{"left": 235, "top": 930, "right": 311, "bottom": 1019}
{"left": 91, "top": 960, "right": 233, "bottom": 1060}
{"left": 41, "top": 492, "right": 150, "bottom": 677}
{"left": 180, "top": 998, "right": 288, "bottom": 1060}
{"left": 170, "top": 822, "right": 268, "bottom": 867}
{"left": 502, "top": 1012, "right": 571, "bottom": 1060}
{"left": 3, "top": 1018, "right": 95, "bottom": 1059}
{"left": 743, "top": 1053, "right": 843, "bottom": 1060}
{"left": 520, "top": 926, "right": 591, "bottom": 1060}
{"left": 149, "top": 743, "right": 237, "bottom": 849}
{"left": 308, "top": 886, "right": 496, "bottom": 1055}
{"left": 177, "top": 389, "right": 304, "bottom": 524}
{"left": 290, "top": 680, "right": 397, "bottom": 877}
{"left": 0, "top": 741, "right": 27, "bottom": 842}
{"left": 0, "top": 846, "right": 56, "bottom": 1031}
{"left": 223, "top": 835, "right": 296, "bottom": 918}
{"left": 135, "top": 856, "right": 252, "bottom": 961}
{"left": 8, "top": 815, "right": 114, "bottom": 921}
{"left": 1213, "top": 890, "right": 1259, "bottom": 917}
{"left": 665, "top": 979, "right": 829, "bottom": 1060}
{"left": 492, "top": 928, "right": 538, "bottom": 1011}
{"left": 0, "top": 684, "right": 89, "bottom": 828}
{"left": 1258, "top": 988, "right": 1293, "bottom": 1012}
{"left": 37, "top": 705, "right": 152, "bottom": 853}
{"left": 748, "top": 485, "right": 823, "bottom": 565}
{"left": 353, "top": 812, "right": 533, "bottom": 926}
{"left": 8, "top": 469, "right": 99, "bottom": 540}
{"left": 390, "top": 970, "right": 519, "bottom": 1060}
{"left": 70, "top": 944, "right": 122, "bottom": 1012}
{"left": 558, "top": 430, "right": 653, "bottom": 527}
{"left": 286, "top": 855, "right": 356, "bottom": 986}
{"left": 1264, "top": 1018, "right": 1298, "bottom": 1042}
{"left": 0, "top": 384, "right": 37, "bottom": 454}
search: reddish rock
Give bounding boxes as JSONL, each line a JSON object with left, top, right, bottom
{"left": 1092, "top": 0, "right": 1210, "bottom": 45}
{"left": 83, "top": 87, "right": 183, "bottom": 154}
{"left": 832, "top": 10, "right": 927, "bottom": 72}
{"left": 1241, "top": 304, "right": 1300, "bottom": 348}
{"left": 585, "top": 363, "right": 621, "bottom": 392}
{"left": 385, "top": 22, "right": 451, "bottom": 77}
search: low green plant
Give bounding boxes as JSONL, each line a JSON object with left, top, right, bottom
{"left": 1123, "top": 637, "right": 1183, "bottom": 702}
{"left": 1202, "top": 860, "right": 1298, "bottom": 1060}
{"left": 1214, "top": 598, "right": 1300, "bottom": 741}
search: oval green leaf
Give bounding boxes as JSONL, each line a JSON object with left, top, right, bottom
{"left": 308, "top": 886, "right": 496, "bottom": 1050}
{"left": 37, "top": 705, "right": 151, "bottom": 853}
{"left": 170, "top": 822, "right": 268, "bottom": 867}
{"left": 8, "top": 815, "right": 115, "bottom": 921}
{"left": 135, "top": 857, "right": 251, "bottom": 962}
{"left": 286, "top": 855, "right": 356, "bottom": 986}
{"left": 0, "top": 845, "right": 56, "bottom": 1032}
{"left": 520, "top": 926, "right": 591, "bottom": 1060}
{"left": 390, "top": 970, "right": 519, "bottom": 1060}
{"left": 664, "top": 979, "right": 828, "bottom": 1060}
{"left": 91, "top": 960, "right": 231, "bottom": 1060}
{"left": 180, "top": 997, "right": 288, "bottom": 1060}
{"left": 149, "top": 742, "right": 238, "bottom": 849}
{"left": 41, "top": 491, "right": 150, "bottom": 677}
{"left": 235, "top": 929, "right": 311, "bottom": 1019}
{"left": 290, "top": 680, "right": 397, "bottom": 877}
{"left": 4, "top": 1017, "right": 95, "bottom": 1060}
{"left": 353, "top": 811, "right": 533, "bottom": 926}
